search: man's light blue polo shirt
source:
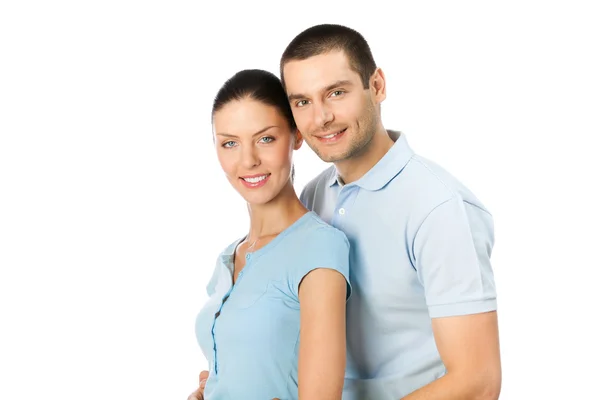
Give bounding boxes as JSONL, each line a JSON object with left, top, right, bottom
{"left": 195, "top": 211, "right": 351, "bottom": 400}
{"left": 300, "top": 131, "right": 497, "bottom": 400}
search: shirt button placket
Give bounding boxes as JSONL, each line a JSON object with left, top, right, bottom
{"left": 332, "top": 186, "right": 358, "bottom": 229}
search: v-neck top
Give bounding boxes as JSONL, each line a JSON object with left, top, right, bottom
{"left": 195, "top": 211, "right": 351, "bottom": 400}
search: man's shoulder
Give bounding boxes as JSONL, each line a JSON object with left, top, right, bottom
{"left": 404, "top": 154, "right": 491, "bottom": 215}
{"left": 299, "top": 165, "right": 336, "bottom": 207}
{"left": 302, "top": 165, "right": 336, "bottom": 194}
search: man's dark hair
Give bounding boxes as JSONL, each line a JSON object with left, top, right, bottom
{"left": 280, "top": 24, "right": 377, "bottom": 90}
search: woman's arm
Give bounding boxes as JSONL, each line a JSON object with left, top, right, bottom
{"left": 298, "top": 268, "right": 348, "bottom": 400}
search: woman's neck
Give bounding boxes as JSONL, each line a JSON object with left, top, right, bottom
{"left": 246, "top": 182, "right": 307, "bottom": 241}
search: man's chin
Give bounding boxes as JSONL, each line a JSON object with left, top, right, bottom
{"left": 315, "top": 150, "right": 350, "bottom": 163}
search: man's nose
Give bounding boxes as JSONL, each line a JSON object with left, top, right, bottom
{"left": 313, "top": 101, "right": 334, "bottom": 128}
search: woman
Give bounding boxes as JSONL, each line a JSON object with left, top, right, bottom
{"left": 193, "top": 69, "right": 351, "bottom": 400}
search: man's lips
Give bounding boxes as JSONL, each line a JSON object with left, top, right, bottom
{"left": 315, "top": 128, "right": 347, "bottom": 142}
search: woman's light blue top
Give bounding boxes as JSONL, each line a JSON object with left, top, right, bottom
{"left": 195, "top": 211, "right": 351, "bottom": 400}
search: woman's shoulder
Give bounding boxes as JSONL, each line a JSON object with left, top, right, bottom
{"left": 282, "top": 212, "right": 351, "bottom": 298}
{"left": 292, "top": 212, "right": 350, "bottom": 251}
{"left": 205, "top": 236, "right": 244, "bottom": 296}
{"left": 218, "top": 236, "right": 244, "bottom": 257}
{"left": 304, "top": 211, "right": 348, "bottom": 238}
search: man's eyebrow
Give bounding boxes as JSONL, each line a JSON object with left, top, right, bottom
{"left": 215, "top": 125, "right": 277, "bottom": 138}
{"left": 287, "top": 80, "right": 353, "bottom": 101}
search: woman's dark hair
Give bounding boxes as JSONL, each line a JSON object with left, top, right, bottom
{"left": 212, "top": 69, "right": 296, "bottom": 131}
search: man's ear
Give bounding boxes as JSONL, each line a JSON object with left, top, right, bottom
{"left": 371, "top": 67, "right": 387, "bottom": 104}
{"left": 293, "top": 129, "right": 303, "bottom": 150}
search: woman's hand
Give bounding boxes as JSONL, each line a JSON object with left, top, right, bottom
{"left": 187, "top": 370, "right": 209, "bottom": 400}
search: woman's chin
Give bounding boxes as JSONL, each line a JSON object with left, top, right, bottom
{"left": 237, "top": 190, "right": 278, "bottom": 206}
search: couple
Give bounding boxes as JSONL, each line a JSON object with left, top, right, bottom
{"left": 191, "top": 24, "right": 501, "bottom": 400}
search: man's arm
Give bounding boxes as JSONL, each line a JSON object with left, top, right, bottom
{"left": 298, "top": 268, "right": 347, "bottom": 400}
{"left": 401, "top": 311, "right": 501, "bottom": 400}
{"left": 407, "top": 193, "right": 500, "bottom": 399}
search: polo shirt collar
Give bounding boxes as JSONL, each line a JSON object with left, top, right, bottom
{"left": 328, "top": 130, "right": 414, "bottom": 190}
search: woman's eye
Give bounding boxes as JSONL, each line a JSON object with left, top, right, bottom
{"left": 222, "top": 141, "right": 237, "bottom": 148}
{"left": 259, "top": 137, "right": 274, "bottom": 144}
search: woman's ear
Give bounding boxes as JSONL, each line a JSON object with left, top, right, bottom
{"left": 293, "top": 129, "right": 303, "bottom": 150}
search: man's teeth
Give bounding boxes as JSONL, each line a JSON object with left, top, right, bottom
{"left": 243, "top": 175, "right": 268, "bottom": 183}
{"left": 323, "top": 130, "right": 343, "bottom": 139}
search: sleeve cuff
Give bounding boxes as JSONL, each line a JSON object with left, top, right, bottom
{"left": 428, "top": 298, "right": 497, "bottom": 318}
{"left": 297, "top": 266, "right": 352, "bottom": 302}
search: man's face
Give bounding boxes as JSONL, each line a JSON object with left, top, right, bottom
{"left": 283, "top": 50, "right": 380, "bottom": 163}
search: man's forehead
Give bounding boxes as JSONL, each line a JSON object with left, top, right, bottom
{"left": 283, "top": 51, "right": 359, "bottom": 92}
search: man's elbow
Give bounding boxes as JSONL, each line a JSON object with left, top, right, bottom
{"left": 473, "top": 368, "right": 501, "bottom": 400}
{"left": 478, "top": 382, "right": 501, "bottom": 400}
{"left": 451, "top": 364, "right": 501, "bottom": 400}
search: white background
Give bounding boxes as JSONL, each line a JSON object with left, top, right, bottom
{"left": 1, "top": 1, "right": 598, "bottom": 399}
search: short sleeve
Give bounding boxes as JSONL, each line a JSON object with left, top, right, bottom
{"left": 290, "top": 227, "right": 352, "bottom": 301}
{"left": 413, "top": 195, "right": 497, "bottom": 318}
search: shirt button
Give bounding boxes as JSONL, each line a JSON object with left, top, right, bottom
{"left": 339, "top": 208, "right": 345, "bottom": 215}
{"left": 245, "top": 254, "right": 250, "bottom": 260}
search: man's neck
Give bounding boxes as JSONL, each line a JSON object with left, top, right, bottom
{"left": 335, "top": 128, "right": 395, "bottom": 185}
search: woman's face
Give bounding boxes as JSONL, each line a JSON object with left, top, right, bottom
{"left": 213, "top": 98, "right": 302, "bottom": 205}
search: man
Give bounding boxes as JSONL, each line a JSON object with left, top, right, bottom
{"left": 190, "top": 24, "right": 501, "bottom": 400}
